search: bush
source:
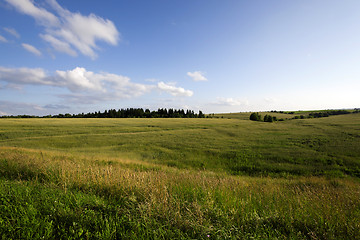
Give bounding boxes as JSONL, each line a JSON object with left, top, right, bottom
{"left": 250, "top": 113, "right": 262, "bottom": 121}
{"left": 264, "top": 115, "right": 274, "bottom": 122}
{"left": 251, "top": 113, "right": 277, "bottom": 122}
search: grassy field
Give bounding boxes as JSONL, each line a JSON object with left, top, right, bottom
{"left": 1, "top": 113, "right": 360, "bottom": 239}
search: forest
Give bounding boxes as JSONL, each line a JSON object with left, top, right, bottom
{"left": 0, "top": 108, "right": 205, "bottom": 119}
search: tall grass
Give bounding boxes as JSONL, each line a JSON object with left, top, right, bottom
{"left": 1, "top": 115, "right": 360, "bottom": 177}
{"left": 1, "top": 114, "right": 360, "bottom": 238}
{"left": 1, "top": 147, "right": 360, "bottom": 239}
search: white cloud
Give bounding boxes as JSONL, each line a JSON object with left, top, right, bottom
{"left": 55, "top": 67, "right": 103, "bottom": 92}
{"left": 106, "top": 73, "right": 154, "bottom": 98}
{"left": 215, "top": 97, "right": 249, "bottom": 106}
{"left": 0, "top": 35, "right": 7, "bottom": 43}
{"left": 4, "top": 0, "right": 59, "bottom": 26}
{"left": 22, "top": 43, "right": 42, "bottom": 56}
{"left": 0, "top": 66, "right": 51, "bottom": 85}
{"left": 53, "top": 67, "right": 154, "bottom": 97}
{"left": 40, "top": 34, "right": 77, "bottom": 56}
{"left": 52, "top": 12, "right": 119, "bottom": 59}
{"left": 3, "top": 27, "right": 20, "bottom": 38}
{"left": 5, "top": 0, "right": 120, "bottom": 59}
{"left": 157, "top": 82, "right": 193, "bottom": 97}
{"left": 187, "top": 71, "right": 207, "bottom": 81}
{"left": 0, "top": 66, "right": 193, "bottom": 103}
{"left": 145, "top": 78, "right": 159, "bottom": 83}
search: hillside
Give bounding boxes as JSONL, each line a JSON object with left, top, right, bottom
{"left": 1, "top": 113, "right": 360, "bottom": 239}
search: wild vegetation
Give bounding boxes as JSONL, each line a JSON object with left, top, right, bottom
{"left": 1, "top": 112, "right": 360, "bottom": 239}
{"left": 251, "top": 109, "right": 359, "bottom": 122}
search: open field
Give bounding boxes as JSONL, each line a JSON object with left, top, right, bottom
{"left": 1, "top": 113, "right": 360, "bottom": 239}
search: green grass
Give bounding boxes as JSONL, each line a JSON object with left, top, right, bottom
{"left": 212, "top": 111, "right": 298, "bottom": 120}
{"left": 1, "top": 115, "right": 360, "bottom": 177}
{"left": 1, "top": 113, "right": 360, "bottom": 239}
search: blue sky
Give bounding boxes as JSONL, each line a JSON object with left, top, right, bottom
{"left": 0, "top": 0, "right": 359, "bottom": 115}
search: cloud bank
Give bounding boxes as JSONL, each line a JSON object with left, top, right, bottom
{"left": 187, "top": 71, "right": 207, "bottom": 81}
{"left": 0, "top": 66, "right": 193, "bottom": 103}
{"left": 0, "top": 110, "right": 9, "bottom": 116}
{"left": 5, "top": 0, "right": 120, "bottom": 59}
{"left": 0, "top": 100, "right": 45, "bottom": 116}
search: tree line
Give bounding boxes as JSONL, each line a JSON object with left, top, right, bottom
{"left": 0, "top": 108, "right": 205, "bottom": 119}
{"left": 250, "top": 109, "right": 359, "bottom": 122}
{"left": 249, "top": 112, "right": 278, "bottom": 122}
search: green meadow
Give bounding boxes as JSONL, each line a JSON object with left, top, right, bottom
{"left": 1, "top": 113, "right": 360, "bottom": 239}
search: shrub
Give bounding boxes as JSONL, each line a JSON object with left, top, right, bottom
{"left": 250, "top": 113, "right": 262, "bottom": 121}
{"left": 264, "top": 115, "right": 274, "bottom": 122}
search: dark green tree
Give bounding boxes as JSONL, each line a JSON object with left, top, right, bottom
{"left": 264, "top": 114, "right": 273, "bottom": 122}
{"left": 250, "top": 112, "right": 262, "bottom": 121}
{"left": 198, "top": 110, "right": 205, "bottom": 118}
